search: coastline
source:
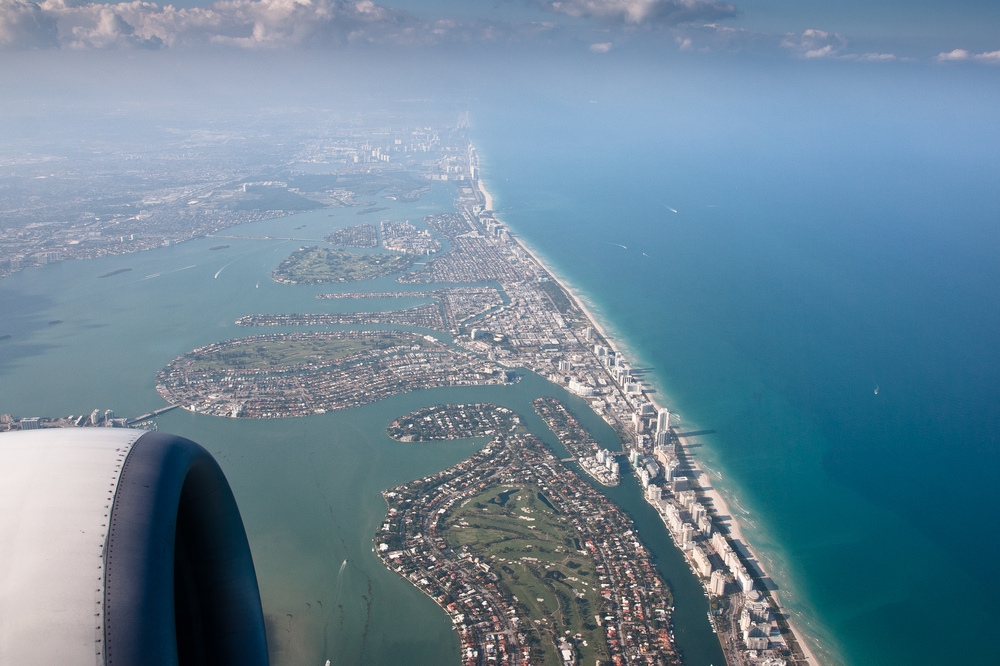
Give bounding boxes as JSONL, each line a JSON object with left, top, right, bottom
{"left": 477, "top": 178, "right": 493, "bottom": 212}
{"left": 677, "top": 431, "right": 824, "bottom": 666}
{"left": 476, "top": 172, "right": 822, "bottom": 666}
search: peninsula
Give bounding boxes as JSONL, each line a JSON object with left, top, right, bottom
{"left": 376, "top": 407, "right": 679, "bottom": 666}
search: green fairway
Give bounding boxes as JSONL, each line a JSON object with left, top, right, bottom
{"left": 272, "top": 246, "right": 412, "bottom": 284}
{"left": 442, "top": 485, "right": 610, "bottom": 666}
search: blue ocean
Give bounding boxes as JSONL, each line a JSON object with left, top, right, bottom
{"left": 472, "top": 59, "right": 1000, "bottom": 665}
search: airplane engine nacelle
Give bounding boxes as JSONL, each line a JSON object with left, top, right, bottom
{"left": 0, "top": 429, "right": 269, "bottom": 666}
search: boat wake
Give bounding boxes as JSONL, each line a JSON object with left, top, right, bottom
{"left": 332, "top": 558, "right": 348, "bottom": 608}
{"left": 141, "top": 265, "right": 196, "bottom": 281}
{"left": 214, "top": 258, "right": 239, "bottom": 279}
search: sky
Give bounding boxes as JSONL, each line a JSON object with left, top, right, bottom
{"left": 1, "top": 0, "right": 998, "bottom": 62}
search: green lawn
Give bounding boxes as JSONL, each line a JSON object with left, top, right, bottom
{"left": 442, "top": 485, "right": 609, "bottom": 666}
{"left": 272, "top": 246, "right": 412, "bottom": 284}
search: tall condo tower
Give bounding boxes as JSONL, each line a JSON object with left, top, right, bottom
{"left": 656, "top": 408, "right": 670, "bottom": 435}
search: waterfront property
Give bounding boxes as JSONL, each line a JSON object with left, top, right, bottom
{"left": 325, "top": 223, "right": 379, "bottom": 248}
{"left": 155, "top": 331, "right": 509, "bottom": 418}
{"left": 533, "top": 397, "right": 620, "bottom": 486}
{"left": 238, "top": 286, "right": 504, "bottom": 334}
{"left": 387, "top": 403, "right": 519, "bottom": 442}
{"left": 377, "top": 425, "right": 680, "bottom": 666}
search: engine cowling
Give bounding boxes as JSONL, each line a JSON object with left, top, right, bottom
{"left": 0, "top": 429, "right": 269, "bottom": 666}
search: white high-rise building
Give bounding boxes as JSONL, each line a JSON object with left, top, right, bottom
{"left": 724, "top": 549, "right": 741, "bottom": 573}
{"left": 711, "top": 531, "right": 729, "bottom": 554}
{"left": 656, "top": 408, "right": 670, "bottom": 434}
{"left": 692, "top": 546, "right": 712, "bottom": 578}
{"left": 710, "top": 569, "right": 727, "bottom": 596}
{"left": 736, "top": 567, "right": 755, "bottom": 593}
{"left": 697, "top": 514, "right": 713, "bottom": 537}
{"left": 676, "top": 490, "right": 692, "bottom": 507}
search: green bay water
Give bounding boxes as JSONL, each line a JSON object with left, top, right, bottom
{"left": 471, "top": 62, "right": 1000, "bottom": 666}
{"left": 0, "top": 180, "right": 726, "bottom": 665}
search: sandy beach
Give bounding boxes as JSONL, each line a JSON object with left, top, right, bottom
{"left": 480, "top": 177, "right": 623, "bottom": 361}
{"left": 477, "top": 171, "right": 823, "bottom": 666}
{"left": 477, "top": 178, "right": 494, "bottom": 212}
{"left": 677, "top": 432, "right": 823, "bottom": 666}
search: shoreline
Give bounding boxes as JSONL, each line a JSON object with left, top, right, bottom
{"left": 477, "top": 177, "right": 624, "bottom": 368}
{"left": 476, "top": 171, "right": 823, "bottom": 666}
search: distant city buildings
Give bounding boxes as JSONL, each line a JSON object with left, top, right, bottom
{"left": 0, "top": 406, "right": 166, "bottom": 432}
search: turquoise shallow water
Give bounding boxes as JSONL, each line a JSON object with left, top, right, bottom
{"left": 470, "top": 62, "right": 1000, "bottom": 665}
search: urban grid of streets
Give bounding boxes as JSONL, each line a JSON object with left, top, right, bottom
{"left": 377, "top": 419, "right": 679, "bottom": 666}
{"left": 1, "top": 125, "right": 811, "bottom": 666}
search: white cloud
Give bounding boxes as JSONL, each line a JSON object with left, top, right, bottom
{"left": 0, "top": 0, "right": 59, "bottom": 49}
{"left": 669, "top": 23, "right": 769, "bottom": 52}
{"left": 589, "top": 40, "right": 611, "bottom": 52}
{"left": 545, "top": 0, "right": 736, "bottom": 26}
{"left": 4, "top": 0, "right": 448, "bottom": 48}
{"left": 64, "top": 3, "right": 162, "bottom": 48}
{"left": 973, "top": 49, "right": 1000, "bottom": 63}
{"left": 936, "top": 48, "right": 969, "bottom": 61}
{"left": 804, "top": 44, "right": 831, "bottom": 58}
{"left": 856, "top": 52, "right": 896, "bottom": 61}
{"left": 671, "top": 24, "right": 899, "bottom": 62}
{"left": 935, "top": 48, "right": 1000, "bottom": 64}
{"left": 0, "top": 0, "right": 562, "bottom": 48}
{"left": 781, "top": 28, "right": 846, "bottom": 59}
